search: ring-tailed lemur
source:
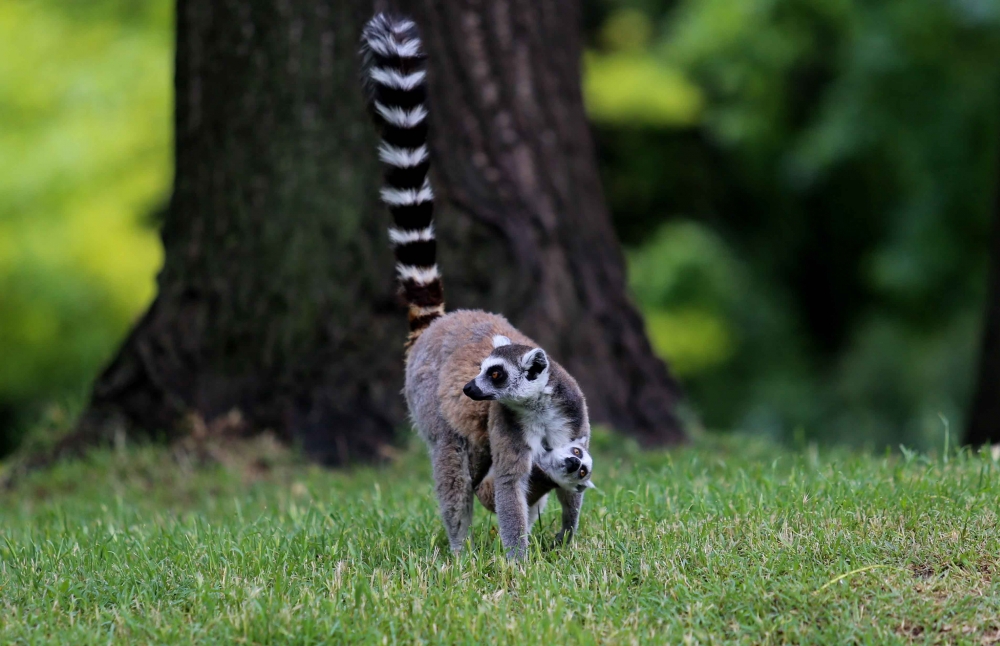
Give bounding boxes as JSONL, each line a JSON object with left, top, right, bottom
{"left": 360, "top": 14, "right": 593, "bottom": 559}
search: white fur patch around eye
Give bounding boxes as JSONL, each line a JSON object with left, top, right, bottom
{"left": 492, "top": 335, "right": 511, "bottom": 348}
{"left": 480, "top": 358, "right": 516, "bottom": 383}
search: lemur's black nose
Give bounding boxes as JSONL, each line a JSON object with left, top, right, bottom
{"left": 463, "top": 380, "right": 491, "bottom": 400}
{"left": 564, "top": 456, "right": 581, "bottom": 473}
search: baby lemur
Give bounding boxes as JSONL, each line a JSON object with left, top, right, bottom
{"left": 474, "top": 409, "right": 595, "bottom": 529}
{"left": 360, "top": 14, "right": 594, "bottom": 559}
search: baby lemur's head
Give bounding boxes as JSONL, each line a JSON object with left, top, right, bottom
{"left": 463, "top": 335, "right": 550, "bottom": 404}
{"left": 537, "top": 439, "right": 595, "bottom": 493}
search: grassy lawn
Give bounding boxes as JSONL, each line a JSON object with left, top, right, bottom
{"left": 1, "top": 432, "right": 998, "bottom": 644}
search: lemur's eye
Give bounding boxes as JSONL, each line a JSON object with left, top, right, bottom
{"left": 542, "top": 439, "right": 552, "bottom": 452}
{"left": 572, "top": 447, "right": 582, "bottom": 458}
{"left": 579, "top": 467, "right": 588, "bottom": 478}
{"left": 486, "top": 366, "right": 505, "bottom": 383}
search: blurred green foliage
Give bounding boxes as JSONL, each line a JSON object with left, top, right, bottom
{"left": 586, "top": 0, "right": 1000, "bottom": 448}
{"left": 584, "top": 8, "right": 703, "bottom": 127}
{"left": 0, "top": 1, "right": 171, "bottom": 452}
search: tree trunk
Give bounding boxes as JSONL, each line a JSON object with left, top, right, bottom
{"left": 71, "top": 0, "right": 685, "bottom": 466}
{"left": 966, "top": 158, "right": 1000, "bottom": 446}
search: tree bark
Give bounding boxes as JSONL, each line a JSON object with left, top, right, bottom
{"left": 966, "top": 157, "right": 1000, "bottom": 446}
{"left": 71, "top": 0, "right": 685, "bottom": 466}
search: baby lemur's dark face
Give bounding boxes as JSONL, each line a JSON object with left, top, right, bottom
{"left": 537, "top": 439, "right": 595, "bottom": 493}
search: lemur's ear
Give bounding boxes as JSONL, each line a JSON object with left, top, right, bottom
{"left": 521, "top": 348, "right": 548, "bottom": 381}
{"left": 492, "top": 335, "right": 512, "bottom": 349}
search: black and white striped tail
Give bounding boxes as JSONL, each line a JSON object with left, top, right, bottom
{"left": 360, "top": 14, "right": 444, "bottom": 348}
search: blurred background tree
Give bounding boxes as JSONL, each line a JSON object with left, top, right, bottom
{"left": 3, "top": 0, "right": 1000, "bottom": 455}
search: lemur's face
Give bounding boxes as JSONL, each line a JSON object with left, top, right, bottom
{"left": 463, "top": 335, "right": 549, "bottom": 403}
{"left": 538, "top": 440, "right": 595, "bottom": 493}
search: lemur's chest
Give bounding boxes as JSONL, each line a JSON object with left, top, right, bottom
{"left": 518, "top": 404, "right": 572, "bottom": 459}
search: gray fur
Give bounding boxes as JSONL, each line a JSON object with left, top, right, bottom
{"left": 404, "top": 310, "right": 592, "bottom": 559}
{"left": 430, "top": 428, "right": 475, "bottom": 552}
{"left": 489, "top": 406, "right": 534, "bottom": 558}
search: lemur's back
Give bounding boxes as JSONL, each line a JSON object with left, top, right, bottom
{"left": 405, "top": 310, "right": 533, "bottom": 447}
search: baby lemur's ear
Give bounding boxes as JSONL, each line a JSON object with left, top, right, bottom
{"left": 492, "top": 335, "right": 511, "bottom": 349}
{"left": 521, "top": 348, "right": 548, "bottom": 381}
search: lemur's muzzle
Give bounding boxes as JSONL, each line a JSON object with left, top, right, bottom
{"left": 463, "top": 380, "right": 494, "bottom": 401}
{"left": 564, "top": 455, "right": 582, "bottom": 473}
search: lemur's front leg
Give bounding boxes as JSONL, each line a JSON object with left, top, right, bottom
{"left": 554, "top": 487, "right": 584, "bottom": 546}
{"left": 489, "top": 414, "right": 532, "bottom": 560}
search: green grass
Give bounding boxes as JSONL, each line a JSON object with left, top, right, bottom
{"left": 1, "top": 432, "right": 999, "bottom": 644}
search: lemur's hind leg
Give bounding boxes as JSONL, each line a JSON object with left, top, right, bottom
{"left": 554, "top": 487, "right": 584, "bottom": 546}
{"left": 430, "top": 430, "right": 475, "bottom": 553}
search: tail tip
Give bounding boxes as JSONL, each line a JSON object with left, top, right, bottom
{"left": 361, "top": 13, "right": 424, "bottom": 61}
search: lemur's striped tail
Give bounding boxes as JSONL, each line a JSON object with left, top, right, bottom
{"left": 360, "top": 14, "right": 443, "bottom": 348}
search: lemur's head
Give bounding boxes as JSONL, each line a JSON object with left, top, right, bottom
{"left": 538, "top": 439, "right": 595, "bottom": 493}
{"left": 463, "top": 335, "right": 549, "bottom": 404}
